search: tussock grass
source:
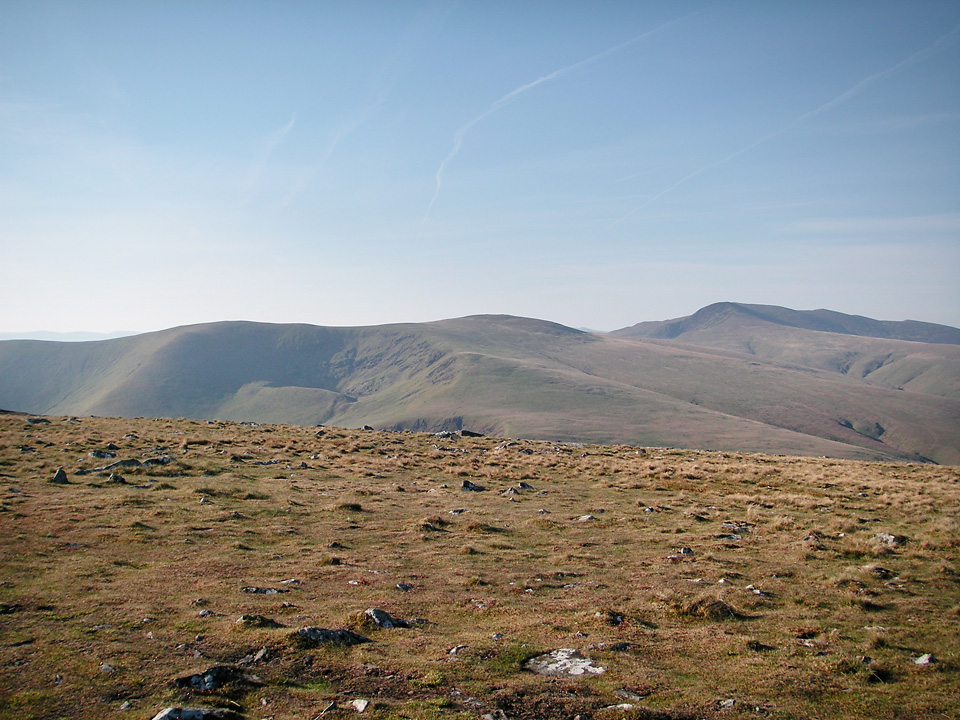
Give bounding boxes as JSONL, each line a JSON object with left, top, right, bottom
{"left": 0, "top": 413, "right": 957, "bottom": 719}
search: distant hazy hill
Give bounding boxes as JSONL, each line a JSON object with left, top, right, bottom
{"left": 615, "top": 302, "right": 960, "bottom": 344}
{"left": 612, "top": 302, "right": 960, "bottom": 402}
{"left": 2, "top": 308, "right": 959, "bottom": 464}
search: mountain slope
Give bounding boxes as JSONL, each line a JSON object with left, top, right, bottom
{"left": 1, "top": 312, "right": 958, "bottom": 463}
{"left": 615, "top": 302, "right": 960, "bottom": 344}
{"left": 613, "top": 302, "right": 960, "bottom": 401}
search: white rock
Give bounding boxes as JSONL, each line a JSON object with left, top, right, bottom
{"left": 351, "top": 698, "right": 370, "bottom": 713}
{"left": 523, "top": 648, "right": 605, "bottom": 676}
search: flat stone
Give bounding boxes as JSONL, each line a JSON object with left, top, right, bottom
{"left": 351, "top": 699, "right": 370, "bottom": 713}
{"left": 914, "top": 653, "right": 937, "bottom": 666}
{"left": 290, "top": 626, "right": 371, "bottom": 648}
{"left": 523, "top": 648, "right": 605, "bottom": 677}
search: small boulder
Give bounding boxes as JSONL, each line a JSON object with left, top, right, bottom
{"left": 914, "top": 653, "right": 937, "bottom": 666}
{"left": 351, "top": 699, "right": 370, "bottom": 713}
{"left": 461, "top": 480, "right": 486, "bottom": 492}
{"left": 363, "top": 607, "right": 409, "bottom": 629}
{"left": 523, "top": 648, "right": 605, "bottom": 677}
{"left": 291, "top": 626, "right": 371, "bottom": 648}
{"left": 50, "top": 468, "right": 69, "bottom": 484}
{"left": 235, "top": 614, "right": 284, "bottom": 629}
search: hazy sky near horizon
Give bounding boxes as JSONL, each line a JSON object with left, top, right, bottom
{"left": 2, "top": 0, "right": 959, "bottom": 334}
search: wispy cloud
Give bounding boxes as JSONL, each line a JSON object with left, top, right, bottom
{"left": 279, "top": 98, "right": 385, "bottom": 208}
{"left": 240, "top": 113, "right": 296, "bottom": 198}
{"left": 598, "top": 23, "right": 960, "bottom": 237}
{"left": 420, "top": 9, "right": 705, "bottom": 233}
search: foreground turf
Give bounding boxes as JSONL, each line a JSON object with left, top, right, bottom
{"left": 1, "top": 413, "right": 957, "bottom": 719}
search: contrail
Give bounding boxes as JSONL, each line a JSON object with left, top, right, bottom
{"left": 420, "top": 9, "right": 705, "bottom": 233}
{"left": 599, "top": 23, "right": 960, "bottom": 236}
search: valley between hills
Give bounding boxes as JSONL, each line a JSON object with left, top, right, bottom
{"left": 1, "top": 303, "right": 958, "bottom": 464}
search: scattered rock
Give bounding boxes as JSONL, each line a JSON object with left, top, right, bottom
{"left": 89, "top": 450, "right": 117, "bottom": 459}
{"left": 150, "top": 708, "right": 241, "bottom": 720}
{"left": 25, "top": 417, "right": 50, "bottom": 425}
{"left": 718, "top": 698, "right": 736, "bottom": 710}
{"left": 100, "top": 458, "right": 143, "bottom": 471}
{"left": 50, "top": 467, "right": 69, "bottom": 484}
{"left": 290, "top": 626, "right": 371, "bottom": 648}
{"left": 864, "top": 565, "right": 894, "bottom": 579}
{"left": 613, "top": 689, "right": 644, "bottom": 701}
{"left": 351, "top": 698, "right": 370, "bottom": 713}
{"left": 396, "top": 583, "right": 413, "bottom": 592}
{"left": 143, "top": 456, "right": 175, "bottom": 466}
{"left": 241, "top": 587, "right": 288, "bottom": 595}
{"left": 460, "top": 429, "right": 484, "bottom": 437}
{"left": 235, "top": 614, "right": 285, "bottom": 629}
{"left": 174, "top": 665, "right": 263, "bottom": 692}
{"left": 461, "top": 480, "right": 486, "bottom": 492}
{"left": 363, "top": 607, "right": 410, "bottom": 629}
{"left": 914, "top": 653, "right": 937, "bottom": 666}
{"left": 237, "top": 647, "right": 270, "bottom": 666}
{"left": 876, "top": 533, "right": 907, "bottom": 547}
{"left": 523, "top": 648, "right": 605, "bottom": 677}
{"left": 575, "top": 515, "right": 596, "bottom": 522}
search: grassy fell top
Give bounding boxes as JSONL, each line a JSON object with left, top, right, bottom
{"left": 1, "top": 413, "right": 958, "bottom": 719}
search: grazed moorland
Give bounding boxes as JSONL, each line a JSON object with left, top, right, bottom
{"left": 1, "top": 412, "right": 958, "bottom": 720}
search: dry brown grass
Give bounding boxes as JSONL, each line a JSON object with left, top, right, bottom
{"left": 0, "top": 413, "right": 958, "bottom": 719}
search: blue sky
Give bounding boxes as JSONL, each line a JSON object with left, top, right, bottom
{"left": 2, "top": 0, "right": 959, "bottom": 334}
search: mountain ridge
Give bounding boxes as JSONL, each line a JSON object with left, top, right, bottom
{"left": 613, "top": 301, "right": 960, "bottom": 344}
{"left": 1, "top": 307, "right": 958, "bottom": 464}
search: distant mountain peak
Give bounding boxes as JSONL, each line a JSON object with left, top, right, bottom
{"left": 614, "top": 303, "right": 960, "bottom": 345}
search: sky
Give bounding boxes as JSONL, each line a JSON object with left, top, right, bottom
{"left": 1, "top": 0, "right": 959, "bottom": 335}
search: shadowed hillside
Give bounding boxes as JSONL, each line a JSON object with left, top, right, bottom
{"left": 1, "top": 310, "right": 959, "bottom": 463}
